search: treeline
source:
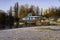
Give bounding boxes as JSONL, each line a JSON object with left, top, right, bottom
{"left": 0, "top": 2, "right": 60, "bottom": 29}
{"left": 44, "top": 7, "right": 60, "bottom": 21}
{"left": 0, "top": 2, "right": 40, "bottom": 29}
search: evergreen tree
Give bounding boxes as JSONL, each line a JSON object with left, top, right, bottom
{"left": 14, "top": 2, "right": 19, "bottom": 20}
{"left": 36, "top": 6, "right": 39, "bottom": 16}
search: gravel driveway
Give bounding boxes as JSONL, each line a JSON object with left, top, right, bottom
{"left": 0, "top": 26, "right": 60, "bottom": 40}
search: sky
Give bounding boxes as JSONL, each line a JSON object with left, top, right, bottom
{"left": 0, "top": 0, "right": 60, "bottom": 12}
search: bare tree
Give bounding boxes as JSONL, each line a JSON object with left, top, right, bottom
{"left": 29, "top": 5, "right": 35, "bottom": 16}
{"left": 18, "top": 5, "right": 26, "bottom": 18}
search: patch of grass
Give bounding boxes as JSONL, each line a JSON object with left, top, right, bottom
{"left": 40, "top": 37, "right": 56, "bottom": 40}
{"left": 18, "top": 37, "right": 23, "bottom": 40}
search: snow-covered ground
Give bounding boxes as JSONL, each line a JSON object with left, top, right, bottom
{"left": 0, "top": 26, "right": 60, "bottom": 40}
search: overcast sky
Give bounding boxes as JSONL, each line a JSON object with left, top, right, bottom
{"left": 0, "top": 0, "right": 60, "bottom": 12}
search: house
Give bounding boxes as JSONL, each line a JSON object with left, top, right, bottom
{"left": 22, "top": 13, "right": 41, "bottom": 21}
{"left": 18, "top": 13, "right": 41, "bottom": 26}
